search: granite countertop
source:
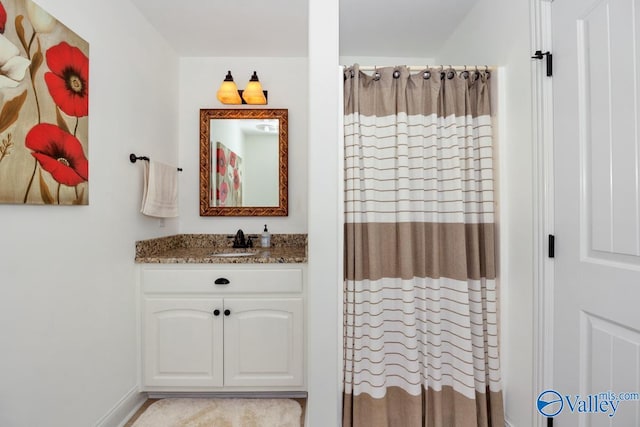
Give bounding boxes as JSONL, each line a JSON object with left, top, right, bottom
{"left": 135, "top": 234, "right": 307, "bottom": 264}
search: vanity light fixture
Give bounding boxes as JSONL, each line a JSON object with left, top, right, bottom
{"left": 216, "top": 71, "right": 242, "bottom": 104}
{"left": 240, "top": 71, "right": 267, "bottom": 105}
{"left": 216, "top": 70, "right": 268, "bottom": 105}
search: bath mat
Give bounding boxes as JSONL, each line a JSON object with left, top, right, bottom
{"left": 130, "top": 398, "right": 302, "bottom": 427}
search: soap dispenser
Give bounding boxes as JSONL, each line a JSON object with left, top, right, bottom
{"left": 261, "top": 224, "right": 271, "bottom": 248}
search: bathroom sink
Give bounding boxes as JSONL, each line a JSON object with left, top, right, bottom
{"left": 210, "top": 251, "right": 257, "bottom": 258}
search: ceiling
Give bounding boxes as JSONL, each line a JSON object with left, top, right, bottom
{"left": 339, "top": 0, "right": 478, "bottom": 57}
{"left": 129, "top": 0, "right": 309, "bottom": 57}
{"left": 130, "top": 0, "right": 478, "bottom": 58}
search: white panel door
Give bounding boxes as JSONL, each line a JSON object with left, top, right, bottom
{"left": 143, "top": 297, "right": 224, "bottom": 388}
{"left": 223, "top": 298, "right": 304, "bottom": 387}
{"left": 551, "top": 0, "right": 640, "bottom": 424}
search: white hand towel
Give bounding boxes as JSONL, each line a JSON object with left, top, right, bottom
{"left": 141, "top": 160, "right": 178, "bottom": 218}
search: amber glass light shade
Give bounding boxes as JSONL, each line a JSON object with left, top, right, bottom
{"left": 241, "top": 71, "right": 267, "bottom": 105}
{"left": 216, "top": 71, "right": 242, "bottom": 104}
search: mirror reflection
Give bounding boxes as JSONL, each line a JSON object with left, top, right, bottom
{"left": 210, "top": 119, "right": 279, "bottom": 207}
{"left": 199, "top": 109, "right": 288, "bottom": 217}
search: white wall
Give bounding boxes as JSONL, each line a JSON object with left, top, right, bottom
{"left": 243, "top": 134, "right": 279, "bottom": 206}
{"left": 308, "top": 0, "right": 342, "bottom": 425}
{"left": 211, "top": 119, "right": 244, "bottom": 158}
{"left": 0, "top": 0, "right": 179, "bottom": 425}
{"left": 339, "top": 55, "right": 436, "bottom": 67}
{"left": 435, "top": 1, "right": 534, "bottom": 426}
{"left": 178, "top": 57, "right": 308, "bottom": 235}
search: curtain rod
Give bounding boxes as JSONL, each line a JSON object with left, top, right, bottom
{"left": 347, "top": 65, "right": 495, "bottom": 72}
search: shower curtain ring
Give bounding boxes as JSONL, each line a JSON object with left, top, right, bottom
{"left": 461, "top": 65, "right": 469, "bottom": 79}
{"left": 374, "top": 66, "right": 381, "bottom": 81}
{"left": 485, "top": 65, "right": 491, "bottom": 79}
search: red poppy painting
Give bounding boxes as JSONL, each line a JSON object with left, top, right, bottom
{"left": 215, "top": 141, "right": 242, "bottom": 207}
{"left": 44, "top": 41, "right": 88, "bottom": 117}
{"left": 25, "top": 123, "right": 87, "bottom": 186}
{"left": 218, "top": 181, "right": 229, "bottom": 206}
{"left": 0, "top": 0, "right": 89, "bottom": 205}
{"left": 216, "top": 147, "right": 226, "bottom": 176}
{"left": 232, "top": 168, "right": 240, "bottom": 190}
{"left": 0, "top": 3, "right": 6, "bottom": 34}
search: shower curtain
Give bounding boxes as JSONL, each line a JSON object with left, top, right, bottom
{"left": 343, "top": 65, "right": 504, "bottom": 427}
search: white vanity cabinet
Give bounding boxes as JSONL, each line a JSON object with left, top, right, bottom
{"left": 140, "top": 265, "right": 305, "bottom": 392}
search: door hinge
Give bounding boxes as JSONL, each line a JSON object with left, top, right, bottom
{"left": 548, "top": 234, "right": 555, "bottom": 258}
{"left": 532, "top": 50, "right": 553, "bottom": 76}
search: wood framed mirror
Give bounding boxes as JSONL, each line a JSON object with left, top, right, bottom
{"left": 199, "top": 109, "right": 288, "bottom": 216}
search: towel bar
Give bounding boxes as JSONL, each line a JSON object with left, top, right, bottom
{"left": 129, "top": 153, "right": 182, "bottom": 171}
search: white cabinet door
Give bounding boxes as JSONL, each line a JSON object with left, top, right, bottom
{"left": 143, "top": 298, "right": 224, "bottom": 387}
{"left": 223, "top": 298, "right": 304, "bottom": 387}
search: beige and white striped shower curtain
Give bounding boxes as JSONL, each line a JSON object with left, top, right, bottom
{"left": 343, "top": 65, "right": 504, "bottom": 427}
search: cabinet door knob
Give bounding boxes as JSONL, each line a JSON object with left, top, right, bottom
{"left": 224, "top": 309, "right": 231, "bottom": 316}
{"left": 213, "top": 309, "right": 221, "bottom": 316}
{"left": 214, "top": 278, "right": 230, "bottom": 285}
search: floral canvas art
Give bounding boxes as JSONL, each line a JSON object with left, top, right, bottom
{"left": 214, "top": 142, "right": 242, "bottom": 207}
{"left": 0, "top": 0, "right": 89, "bottom": 205}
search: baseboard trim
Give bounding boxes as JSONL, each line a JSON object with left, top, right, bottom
{"left": 147, "top": 391, "right": 308, "bottom": 399}
{"left": 94, "top": 386, "right": 147, "bottom": 427}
